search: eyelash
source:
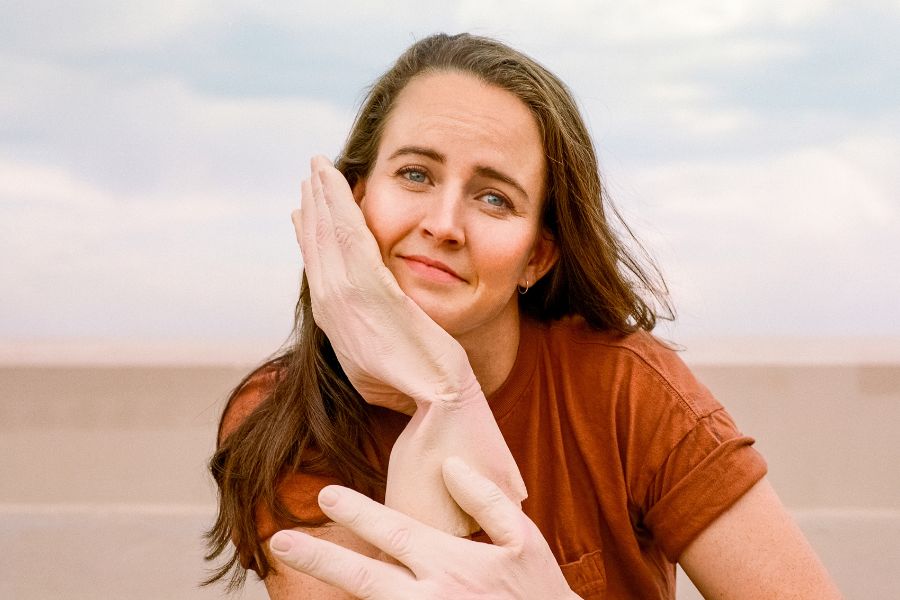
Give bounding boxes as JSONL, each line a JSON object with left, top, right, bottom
{"left": 397, "top": 165, "right": 429, "bottom": 184}
{"left": 478, "top": 191, "right": 513, "bottom": 211}
{"left": 395, "top": 166, "right": 515, "bottom": 212}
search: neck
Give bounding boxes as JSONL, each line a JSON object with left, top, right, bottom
{"left": 455, "top": 304, "right": 522, "bottom": 398}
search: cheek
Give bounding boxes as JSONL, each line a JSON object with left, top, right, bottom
{"left": 360, "top": 194, "right": 408, "bottom": 254}
{"left": 472, "top": 235, "right": 534, "bottom": 284}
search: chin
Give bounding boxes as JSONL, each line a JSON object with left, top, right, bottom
{"left": 420, "top": 304, "right": 465, "bottom": 335}
{"left": 403, "top": 290, "right": 468, "bottom": 335}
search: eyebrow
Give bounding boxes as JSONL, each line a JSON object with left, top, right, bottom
{"left": 388, "top": 145, "right": 530, "bottom": 201}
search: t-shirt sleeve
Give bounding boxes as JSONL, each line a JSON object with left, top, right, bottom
{"left": 642, "top": 407, "right": 767, "bottom": 561}
{"left": 616, "top": 339, "right": 768, "bottom": 562}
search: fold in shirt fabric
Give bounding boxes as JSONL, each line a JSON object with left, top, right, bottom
{"left": 218, "top": 315, "right": 767, "bottom": 599}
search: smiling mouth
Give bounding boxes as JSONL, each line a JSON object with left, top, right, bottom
{"left": 400, "top": 255, "right": 465, "bottom": 283}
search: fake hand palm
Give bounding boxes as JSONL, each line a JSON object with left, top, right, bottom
{"left": 294, "top": 156, "right": 526, "bottom": 535}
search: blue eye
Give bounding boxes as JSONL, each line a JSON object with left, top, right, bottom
{"left": 402, "top": 168, "right": 427, "bottom": 183}
{"left": 482, "top": 192, "right": 507, "bottom": 208}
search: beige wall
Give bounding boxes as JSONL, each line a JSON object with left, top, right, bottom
{"left": 1, "top": 362, "right": 897, "bottom": 598}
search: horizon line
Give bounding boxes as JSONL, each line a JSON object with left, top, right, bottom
{"left": 3, "top": 336, "right": 900, "bottom": 367}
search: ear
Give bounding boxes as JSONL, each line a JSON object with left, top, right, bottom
{"left": 521, "top": 228, "right": 559, "bottom": 287}
{"left": 351, "top": 177, "right": 367, "bottom": 204}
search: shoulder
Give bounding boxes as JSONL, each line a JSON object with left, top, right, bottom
{"left": 538, "top": 316, "right": 718, "bottom": 421}
{"left": 217, "top": 363, "right": 284, "bottom": 445}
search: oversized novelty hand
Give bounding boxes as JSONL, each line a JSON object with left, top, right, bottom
{"left": 294, "top": 156, "right": 526, "bottom": 535}
{"left": 270, "top": 457, "right": 580, "bottom": 600}
{"left": 294, "top": 156, "right": 479, "bottom": 415}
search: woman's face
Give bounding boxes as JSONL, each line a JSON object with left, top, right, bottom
{"left": 354, "top": 71, "right": 557, "bottom": 340}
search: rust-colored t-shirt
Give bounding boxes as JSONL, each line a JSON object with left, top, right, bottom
{"left": 219, "top": 316, "right": 767, "bottom": 598}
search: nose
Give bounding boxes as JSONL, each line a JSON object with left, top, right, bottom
{"left": 420, "top": 185, "right": 465, "bottom": 246}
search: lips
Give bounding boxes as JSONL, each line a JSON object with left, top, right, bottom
{"left": 400, "top": 255, "right": 465, "bottom": 282}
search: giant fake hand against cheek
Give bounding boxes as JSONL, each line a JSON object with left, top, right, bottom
{"left": 293, "top": 155, "right": 527, "bottom": 536}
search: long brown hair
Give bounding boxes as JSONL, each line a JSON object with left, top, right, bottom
{"left": 205, "top": 32, "right": 672, "bottom": 590}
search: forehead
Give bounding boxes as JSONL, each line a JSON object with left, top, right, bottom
{"left": 378, "top": 71, "right": 546, "bottom": 191}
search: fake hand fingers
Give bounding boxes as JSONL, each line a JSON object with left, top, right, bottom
{"left": 442, "top": 456, "right": 527, "bottom": 549}
{"left": 269, "top": 526, "right": 414, "bottom": 600}
{"left": 314, "top": 485, "right": 443, "bottom": 575}
{"left": 271, "top": 474, "right": 576, "bottom": 600}
{"left": 441, "top": 457, "right": 579, "bottom": 600}
{"left": 310, "top": 156, "right": 388, "bottom": 288}
{"left": 294, "top": 178, "right": 324, "bottom": 294}
{"left": 303, "top": 158, "right": 408, "bottom": 332}
{"left": 306, "top": 161, "right": 348, "bottom": 289}
{"left": 311, "top": 156, "right": 377, "bottom": 249}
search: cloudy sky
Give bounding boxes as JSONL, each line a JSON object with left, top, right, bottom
{"left": 2, "top": 0, "right": 898, "bottom": 362}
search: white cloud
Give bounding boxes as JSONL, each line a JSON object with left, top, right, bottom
{"left": 634, "top": 136, "right": 897, "bottom": 239}
{"left": 457, "top": 0, "right": 840, "bottom": 44}
{"left": 2, "top": 1, "right": 898, "bottom": 349}
{"left": 1, "top": 49, "right": 352, "bottom": 191}
{"left": 0, "top": 31, "right": 355, "bottom": 344}
{"left": 0, "top": 156, "right": 302, "bottom": 342}
{"left": 621, "top": 134, "right": 900, "bottom": 336}
{"left": 3, "top": 0, "right": 218, "bottom": 53}
{"left": 0, "top": 56, "right": 353, "bottom": 341}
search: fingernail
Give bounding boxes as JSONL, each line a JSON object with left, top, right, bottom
{"left": 270, "top": 531, "right": 294, "bottom": 554}
{"left": 319, "top": 486, "right": 340, "bottom": 508}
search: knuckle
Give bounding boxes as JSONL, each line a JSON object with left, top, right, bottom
{"left": 504, "top": 533, "right": 527, "bottom": 557}
{"left": 505, "top": 515, "right": 532, "bottom": 555}
{"left": 315, "top": 220, "right": 330, "bottom": 243}
{"left": 480, "top": 482, "right": 508, "bottom": 508}
{"left": 346, "top": 563, "right": 377, "bottom": 599}
{"left": 302, "top": 228, "right": 316, "bottom": 249}
{"left": 333, "top": 224, "right": 354, "bottom": 248}
{"left": 385, "top": 525, "right": 413, "bottom": 558}
{"left": 341, "top": 504, "right": 369, "bottom": 531}
{"left": 343, "top": 276, "right": 368, "bottom": 299}
{"left": 296, "top": 544, "right": 327, "bottom": 573}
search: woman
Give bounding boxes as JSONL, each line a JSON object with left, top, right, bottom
{"left": 206, "top": 33, "right": 840, "bottom": 598}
